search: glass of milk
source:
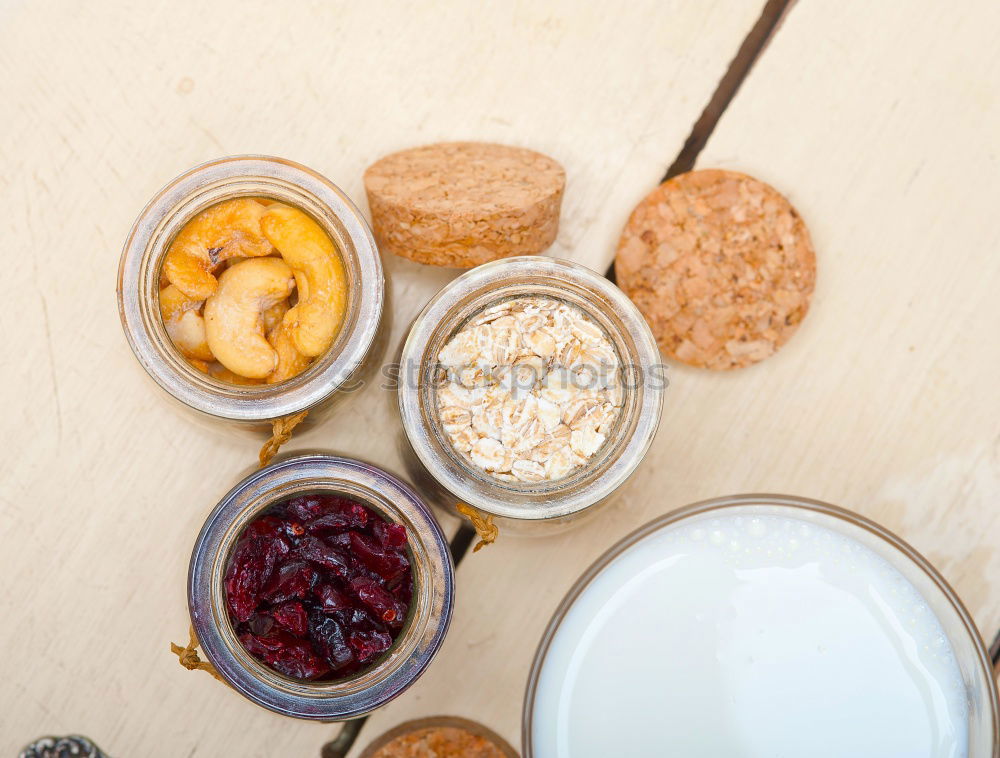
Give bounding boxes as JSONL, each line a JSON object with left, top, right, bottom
{"left": 524, "top": 495, "right": 999, "bottom": 758}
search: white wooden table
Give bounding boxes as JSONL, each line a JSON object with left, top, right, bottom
{"left": 2, "top": 1, "right": 997, "bottom": 755}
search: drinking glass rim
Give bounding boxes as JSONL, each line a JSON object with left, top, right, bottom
{"left": 521, "top": 493, "right": 1000, "bottom": 756}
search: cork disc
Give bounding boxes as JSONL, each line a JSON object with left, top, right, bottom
{"left": 364, "top": 142, "right": 565, "bottom": 268}
{"left": 358, "top": 716, "right": 519, "bottom": 758}
{"left": 615, "top": 169, "right": 816, "bottom": 370}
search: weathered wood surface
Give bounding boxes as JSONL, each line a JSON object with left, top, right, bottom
{"left": 348, "top": 0, "right": 1000, "bottom": 752}
{"left": 0, "top": 0, "right": 764, "bottom": 753}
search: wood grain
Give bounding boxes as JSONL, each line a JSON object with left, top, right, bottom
{"left": 0, "top": 0, "right": 762, "bottom": 753}
{"left": 347, "top": 0, "right": 1000, "bottom": 753}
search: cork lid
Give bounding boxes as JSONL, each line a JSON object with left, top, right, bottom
{"left": 364, "top": 142, "right": 565, "bottom": 268}
{"left": 615, "top": 169, "right": 816, "bottom": 370}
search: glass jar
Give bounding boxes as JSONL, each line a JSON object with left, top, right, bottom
{"left": 523, "top": 494, "right": 1000, "bottom": 756}
{"left": 356, "top": 716, "right": 519, "bottom": 758}
{"left": 188, "top": 454, "right": 454, "bottom": 720}
{"left": 117, "top": 156, "right": 384, "bottom": 425}
{"left": 397, "top": 256, "right": 665, "bottom": 531}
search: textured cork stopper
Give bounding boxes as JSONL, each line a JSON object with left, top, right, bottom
{"left": 364, "top": 142, "right": 565, "bottom": 268}
{"left": 615, "top": 169, "right": 816, "bottom": 370}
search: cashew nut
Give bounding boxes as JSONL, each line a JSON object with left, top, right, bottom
{"left": 262, "top": 300, "right": 289, "bottom": 334}
{"left": 260, "top": 204, "right": 347, "bottom": 357}
{"left": 266, "top": 320, "right": 312, "bottom": 384}
{"left": 159, "top": 284, "right": 214, "bottom": 361}
{"left": 208, "top": 361, "right": 265, "bottom": 386}
{"left": 203, "top": 258, "right": 296, "bottom": 379}
{"left": 188, "top": 358, "right": 265, "bottom": 385}
{"left": 163, "top": 198, "right": 273, "bottom": 300}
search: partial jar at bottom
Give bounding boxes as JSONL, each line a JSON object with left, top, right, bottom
{"left": 188, "top": 454, "right": 454, "bottom": 720}
{"left": 398, "top": 256, "right": 665, "bottom": 533}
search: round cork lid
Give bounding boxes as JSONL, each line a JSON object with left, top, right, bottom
{"left": 364, "top": 142, "right": 565, "bottom": 268}
{"left": 615, "top": 169, "right": 816, "bottom": 370}
{"left": 357, "top": 716, "right": 519, "bottom": 758}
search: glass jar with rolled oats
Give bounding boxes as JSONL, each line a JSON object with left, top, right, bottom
{"left": 398, "top": 256, "right": 664, "bottom": 532}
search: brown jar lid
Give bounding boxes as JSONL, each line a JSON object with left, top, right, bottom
{"left": 615, "top": 169, "right": 817, "bottom": 370}
{"left": 364, "top": 142, "right": 565, "bottom": 268}
{"left": 357, "top": 716, "right": 519, "bottom": 758}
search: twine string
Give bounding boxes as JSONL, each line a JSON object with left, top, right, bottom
{"left": 258, "top": 410, "right": 309, "bottom": 467}
{"left": 170, "top": 625, "right": 225, "bottom": 683}
{"left": 456, "top": 502, "right": 498, "bottom": 552}
{"left": 172, "top": 409, "right": 309, "bottom": 685}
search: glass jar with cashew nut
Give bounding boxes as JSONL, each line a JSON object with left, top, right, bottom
{"left": 398, "top": 256, "right": 665, "bottom": 533}
{"left": 119, "top": 156, "right": 384, "bottom": 425}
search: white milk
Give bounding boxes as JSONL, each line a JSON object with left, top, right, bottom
{"left": 531, "top": 511, "right": 969, "bottom": 758}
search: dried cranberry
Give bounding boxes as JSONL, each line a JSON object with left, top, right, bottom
{"left": 247, "top": 613, "right": 275, "bottom": 636}
{"left": 350, "top": 576, "right": 406, "bottom": 629}
{"left": 276, "top": 644, "right": 330, "bottom": 680}
{"left": 244, "top": 515, "right": 285, "bottom": 540}
{"left": 323, "top": 532, "right": 352, "bottom": 550}
{"left": 239, "top": 630, "right": 284, "bottom": 657}
{"left": 315, "top": 583, "right": 351, "bottom": 613}
{"left": 349, "top": 531, "right": 409, "bottom": 584}
{"left": 306, "top": 501, "right": 370, "bottom": 534}
{"left": 309, "top": 615, "right": 355, "bottom": 671}
{"left": 225, "top": 493, "right": 413, "bottom": 682}
{"left": 284, "top": 494, "right": 369, "bottom": 524}
{"left": 225, "top": 547, "right": 265, "bottom": 622}
{"left": 347, "top": 625, "right": 394, "bottom": 663}
{"left": 296, "top": 535, "right": 351, "bottom": 578}
{"left": 240, "top": 631, "right": 330, "bottom": 680}
{"left": 372, "top": 519, "right": 408, "bottom": 549}
{"left": 271, "top": 601, "right": 309, "bottom": 636}
{"left": 391, "top": 569, "right": 413, "bottom": 606}
{"left": 261, "top": 560, "right": 316, "bottom": 604}
{"left": 225, "top": 528, "right": 290, "bottom": 623}
{"left": 283, "top": 495, "right": 327, "bottom": 522}
{"left": 337, "top": 606, "right": 379, "bottom": 629}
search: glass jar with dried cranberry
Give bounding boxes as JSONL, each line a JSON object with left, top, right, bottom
{"left": 188, "top": 454, "right": 454, "bottom": 720}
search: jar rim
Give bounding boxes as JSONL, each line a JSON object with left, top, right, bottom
{"left": 188, "top": 454, "right": 455, "bottom": 720}
{"left": 398, "top": 256, "right": 665, "bottom": 521}
{"left": 117, "top": 155, "right": 384, "bottom": 421}
{"left": 521, "top": 494, "right": 1000, "bottom": 756}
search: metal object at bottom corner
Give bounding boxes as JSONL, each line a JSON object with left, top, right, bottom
{"left": 19, "top": 735, "right": 108, "bottom": 758}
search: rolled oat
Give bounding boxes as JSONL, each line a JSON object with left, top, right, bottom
{"left": 435, "top": 296, "right": 621, "bottom": 483}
